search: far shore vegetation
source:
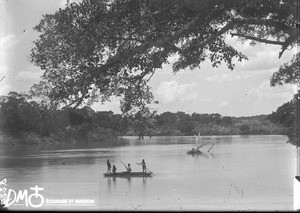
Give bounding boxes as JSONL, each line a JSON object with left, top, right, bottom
{"left": 0, "top": 91, "right": 295, "bottom": 146}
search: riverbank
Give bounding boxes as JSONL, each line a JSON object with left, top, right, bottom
{"left": 0, "top": 128, "right": 118, "bottom": 146}
{"left": 0, "top": 129, "right": 288, "bottom": 147}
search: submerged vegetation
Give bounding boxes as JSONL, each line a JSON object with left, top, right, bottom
{"left": 0, "top": 91, "right": 288, "bottom": 145}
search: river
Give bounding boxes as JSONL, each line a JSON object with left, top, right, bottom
{"left": 0, "top": 135, "right": 297, "bottom": 211}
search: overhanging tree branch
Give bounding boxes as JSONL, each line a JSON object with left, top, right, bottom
{"left": 231, "top": 17, "right": 299, "bottom": 58}
{"left": 30, "top": 0, "right": 300, "bottom": 113}
{"left": 103, "top": 17, "right": 235, "bottom": 71}
{"left": 233, "top": 18, "right": 295, "bottom": 34}
{"left": 230, "top": 33, "right": 285, "bottom": 45}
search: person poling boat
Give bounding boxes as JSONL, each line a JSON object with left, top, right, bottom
{"left": 136, "top": 160, "right": 155, "bottom": 175}
{"left": 137, "top": 159, "right": 147, "bottom": 173}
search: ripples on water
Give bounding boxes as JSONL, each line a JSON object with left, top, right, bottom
{"left": 0, "top": 135, "right": 296, "bottom": 211}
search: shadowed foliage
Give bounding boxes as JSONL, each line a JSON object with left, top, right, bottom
{"left": 30, "top": 0, "right": 299, "bottom": 112}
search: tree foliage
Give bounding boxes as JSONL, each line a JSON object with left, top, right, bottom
{"left": 267, "top": 98, "right": 299, "bottom": 144}
{"left": 240, "top": 124, "right": 251, "bottom": 134}
{"left": 30, "top": 0, "right": 300, "bottom": 113}
{"left": 268, "top": 100, "right": 295, "bottom": 127}
{"left": 0, "top": 93, "right": 286, "bottom": 143}
{"left": 0, "top": 92, "right": 36, "bottom": 134}
{"left": 0, "top": 92, "right": 66, "bottom": 136}
{"left": 271, "top": 52, "right": 299, "bottom": 86}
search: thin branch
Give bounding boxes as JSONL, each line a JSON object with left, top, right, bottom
{"left": 230, "top": 33, "right": 285, "bottom": 45}
{"left": 231, "top": 18, "right": 299, "bottom": 58}
{"left": 146, "top": 71, "right": 155, "bottom": 82}
{"left": 233, "top": 18, "right": 295, "bottom": 34}
{"left": 0, "top": 76, "right": 5, "bottom": 82}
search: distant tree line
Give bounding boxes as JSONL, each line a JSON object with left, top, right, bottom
{"left": 0, "top": 92, "right": 124, "bottom": 144}
{"left": 149, "top": 111, "right": 285, "bottom": 136}
{"left": 0, "top": 92, "right": 289, "bottom": 145}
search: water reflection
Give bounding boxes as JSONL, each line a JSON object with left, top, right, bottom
{"left": 186, "top": 151, "right": 215, "bottom": 159}
{"left": 0, "top": 135, "right": 296, "bottom": 211}
{"left": 105, "top": 175, "right": 152, "bottom": 187}
{"left": 105, "top": 175, "right": 150, "bottom": 197}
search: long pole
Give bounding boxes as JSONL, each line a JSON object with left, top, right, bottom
{"left": 146, "top": 167, "right": 154, "bottom": 175}
{"left": 120, "top": 161, "right": 127, "bottom": 170}
{"left": 136, "top": 162, "right": 154, "bottom": 174}
{"left": 208, "top": 141, "right": 216, "bottom": 152}
{"left": 197, "top": 141, "right": 210, "bottom": 150}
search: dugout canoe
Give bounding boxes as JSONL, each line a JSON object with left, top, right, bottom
{"left": 103, "top": 171, "right": 153, "bottom": 177}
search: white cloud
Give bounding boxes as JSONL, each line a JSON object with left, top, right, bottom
{"left": 206, "top": 69, "right": 278, "bottom": 85}
{"left": 237, "top": 81, "right": 295, "bottom": 115}
{"left": 91, "top": 97, "right": 121, "bottom": 113}
{"left": 0, "top": 34, "right": 18, "bottom": 95}
{"left": 0, "top": 34, "right": 16, "bottom": 48}
{"left": 0, "top": 34, "right": 17, "bottom": 69}
{"left": 200, "top": 97, "right": 212, "bottom": 103}
{"left": 220, "top": 101, "right": 230, "bottom": 108}
{"left": 16, "top": 70, "right": 42, "bottom": 82}
{"left": 226, "top": 33, "right": 296, "bottom": 73}
{"left": 206, "top": 73, "right": 241, "bottom": 83}
{"left": 0, "top": 79, "right": 11, "bottom": 95}
{"left": 156, "top": 80, "right": 198, "bottom": 104}
{"left": 246, "top": 80, "right": 294, "bottom": 100}
{"left": 240, "top": 47, "right": 285, "bottom": 72}
{"left": 0, "top": 65, "right": 9, "bottom": 79}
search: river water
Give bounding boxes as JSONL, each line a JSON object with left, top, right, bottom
{"left": 0, "top": 135, "right": 297, "bottom": 211}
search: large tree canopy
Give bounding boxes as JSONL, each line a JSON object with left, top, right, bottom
{"left": 30, "top": 0, "right": 300, "bottom": 114}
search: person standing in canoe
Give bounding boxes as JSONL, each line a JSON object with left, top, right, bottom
{"left": 107, "top": 159, "right": 111, "bottom": 173}
{"left": 137, "top": 159, "right": 147, "bottom": 173}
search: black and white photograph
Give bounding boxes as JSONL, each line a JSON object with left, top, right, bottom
{"left": 0, "top": 0, "right": 299, "bottom": 211}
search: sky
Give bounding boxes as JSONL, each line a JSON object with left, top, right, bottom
{"left": 0, "top": 0, "right": 297, "bottom": 117}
